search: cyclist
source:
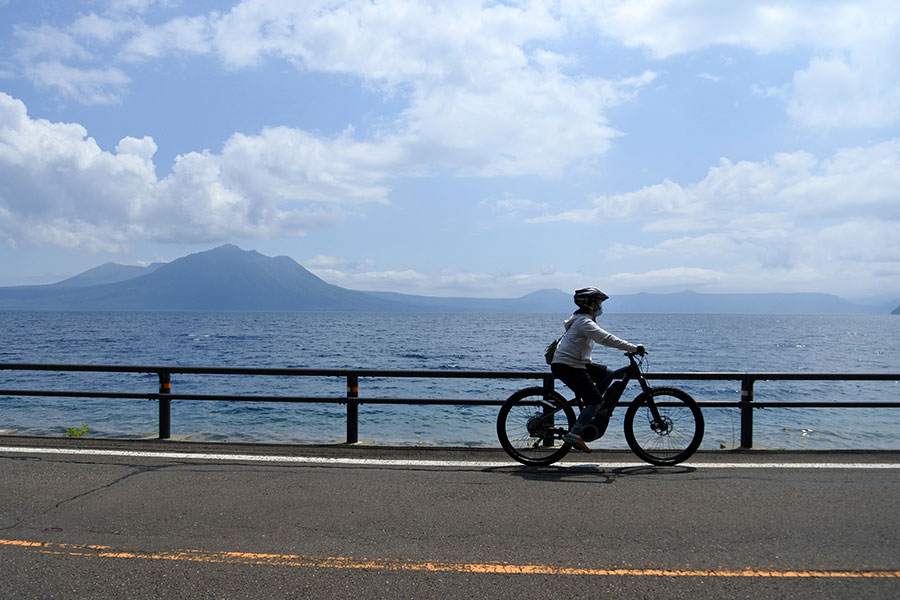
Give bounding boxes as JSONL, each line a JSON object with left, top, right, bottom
{"left": 550, "top": 287, "right": 644, "bottom": 453}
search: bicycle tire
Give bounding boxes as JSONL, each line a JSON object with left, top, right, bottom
{"left": 623, "top": 387, "right": 704, "bottom": 466}
{"left": 497, "top": 386, "right": 576, "bottom": 466}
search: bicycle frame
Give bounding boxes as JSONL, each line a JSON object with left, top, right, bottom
{"left": 571, "top": 352, "right": 649, "bottom": 411}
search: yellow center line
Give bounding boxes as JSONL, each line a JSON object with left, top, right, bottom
{"left": 2, "top": 538, "right": 898, "bottom": 578}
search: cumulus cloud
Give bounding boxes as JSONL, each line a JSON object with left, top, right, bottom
{"left": 536, "top": 140, "right": 900, "bottom": 227}
{"left": 786, "top": 50, "right": 900, "bottom": 128}
{"left": 197, "top": 0, "right": 653, "bottom": 177}
{"left": 0, "top": 92, "right": 391, "bottom": 249}
{"left": 0, "top": 95, "right": 152, "bottom": 232}
{"left": 9, "top": 0, "right": 654, "bottom": 176}
{"left": 533, "top": 139, "right": 900, "bottom": 294}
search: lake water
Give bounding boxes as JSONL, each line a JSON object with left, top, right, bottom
{"left": 1, "top": 311, "right": 898, "bottom": 450}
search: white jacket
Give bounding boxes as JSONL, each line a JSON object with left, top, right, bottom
{"left": 551, "top": 313, "right": 639, "bottom": 368}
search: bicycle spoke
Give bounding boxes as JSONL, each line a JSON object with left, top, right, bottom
{"left": 624, "top": 388, "right": 704, "bottom": 466}
{"left": 497, "top": 387, "right": 576, "bottom": 466}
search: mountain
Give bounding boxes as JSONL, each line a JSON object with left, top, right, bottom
{"left": 893, "top": 305, "right": 900, "bottom": 315}
{"left": 0, "top": 245, "right": 409, "bottom": 311}
{"left": 0, "top": 244, "right": 893, "bottom": 314}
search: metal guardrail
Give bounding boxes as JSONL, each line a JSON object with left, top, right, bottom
{"left": 1, "top": 363, "right": 898, "bottom": 448}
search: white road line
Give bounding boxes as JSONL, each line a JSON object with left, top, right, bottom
{"left": 1, "top": 446, "right": 899, "bottom": 469}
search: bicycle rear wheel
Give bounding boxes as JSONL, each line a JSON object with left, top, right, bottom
{"left": 497, "top": 387, "right": 576, "bottom": 466}
{"left": 624, "top": 387, "right": 704, "bottom": 466}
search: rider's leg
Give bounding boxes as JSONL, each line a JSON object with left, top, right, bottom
{"left": 570, "top": 364, "right": 613, "bottom": 433}
{"left": 550, "top": 363, "right": 607, "bottom": 436}
{"left": 587, "top": 363, "right": 613, "bottom": 395}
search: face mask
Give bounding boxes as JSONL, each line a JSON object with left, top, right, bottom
{"left": 597, "top": 305, "right": 603, "bottom": 316}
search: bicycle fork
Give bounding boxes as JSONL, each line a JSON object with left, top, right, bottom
{"left": 635, "top": 377, "right": 672, "bottom": 435}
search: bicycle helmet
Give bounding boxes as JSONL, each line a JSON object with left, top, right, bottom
{"left": 573, "top": 287, "right": 609, "bottom": 310}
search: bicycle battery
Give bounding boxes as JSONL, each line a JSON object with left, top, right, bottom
{"left": 581, "top": 380, "right": 627, "bottom": 442}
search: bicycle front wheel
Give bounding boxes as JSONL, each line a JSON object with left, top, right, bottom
{"left": 624, "top": 387, "right": 704, "bottom": 466}
{"left": 497, "top": 387, "right": 576, "bottom": 466}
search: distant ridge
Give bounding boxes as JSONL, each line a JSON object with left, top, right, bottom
{"left": 51, "top": 261, "right": 165, "bottom": 287}
{"left": 608, "top": 290, "right": 884, "bottom": 315}
{"left": 0, "top": 244, "right": 894, "bottom": 314}
{"left": 0, "top": 245, "right": 406, "bottom": 312}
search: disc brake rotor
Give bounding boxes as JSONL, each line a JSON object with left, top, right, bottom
{"left": 651, "top": 415, "right": 673, "bottom": 435}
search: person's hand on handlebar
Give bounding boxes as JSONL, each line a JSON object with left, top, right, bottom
{"left": 635, "top": 345, "right": 646, "bottom": 356}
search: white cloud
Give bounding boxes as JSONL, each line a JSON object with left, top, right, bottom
{"left": 529, "top": 138, "right": 900, "bottom": 295}
{"left": 488, "top": 195, "right": 550, "bottom": 215}
{"left": 0, "top": 94, "right": 152, "bottom": 225}
{"left": 218, "top": 126, "right": 393, "bottom": 205}
{"left": 310, "top": 267, "right": 430, "bottom": 294}
{"left": 570, "top": 0, "right": 900, "bottom": 128}
{"left": 104, "top": 0, "right": 173, "bottom": 15}
{"left": 121, "top": 15, "right": 212, "bottom": 59}
{"left": 209, "top": 0, "right": 563, "bottom": 78}
{"left": 13, "top": 20, "right": 134, "bottom": 104}
{"left": 15, "top": 0, "right": 897, "bottom": 179}
{"left": 25, "top": 60, "right": 132, "bottom": 105}
{"left": 0, "top": 92, "right": 393, "bottom": 249}
{"left": 609, "top": 267, "right": 726, "bottom": 291}
{"left": 538, "top": 140, "right": 900, "bottom": 228}
{"left": 8, "top": 1, "right": 655, "bottom": 175}
{"left": 529, "top": 178, "right": 708, "bottom": 229}
{"left": 115, "top": 135, "right": 158, "bottom": 161}
{"left": 786, "top": 50, "right": 900, "bottom": 128}
{"left": 568, "top": 0, "right": 898, "bottom": 59}
{"left": 198, "top": 0, "right": 653, "bottom": 177}
{"left": 13, "top": 23, "right": 92, "bottom": 63}
{"left": 303, "top": 254, "right": 348, "bottom": 270}
{"left": 11, "top": 0, "right": 900, "bottom": 132}
{"left": 69, "top": 13, "right": 136, "bottom": 44}
{"left": 394, "top": 68, "right": 651, "bottom": 177}
{"left": 305, "top": 255, "right": 376, "bottom": 271}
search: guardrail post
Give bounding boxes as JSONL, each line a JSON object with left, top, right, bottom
{"left": 346, "top": 375, "right": 359, "bottom": 444}
{"left": 158, "top": 371, "right": 171, "bottom": 440}
{"left": 740, "top": 378, "right": 754, "bottom": 449}
{"left": 542, "top": 375, "right": 556, "bottom": 447}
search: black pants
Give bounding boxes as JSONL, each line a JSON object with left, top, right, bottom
{"left": 551, "top": 362, "right": 614, "bottom": 437}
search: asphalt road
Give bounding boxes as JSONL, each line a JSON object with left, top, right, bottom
{"left": 1, "top": 437, "right": 899, "bottom": 599}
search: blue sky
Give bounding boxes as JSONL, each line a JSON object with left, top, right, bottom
{"left": 0, "top": 0, "right": 898, "bottom": 302}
